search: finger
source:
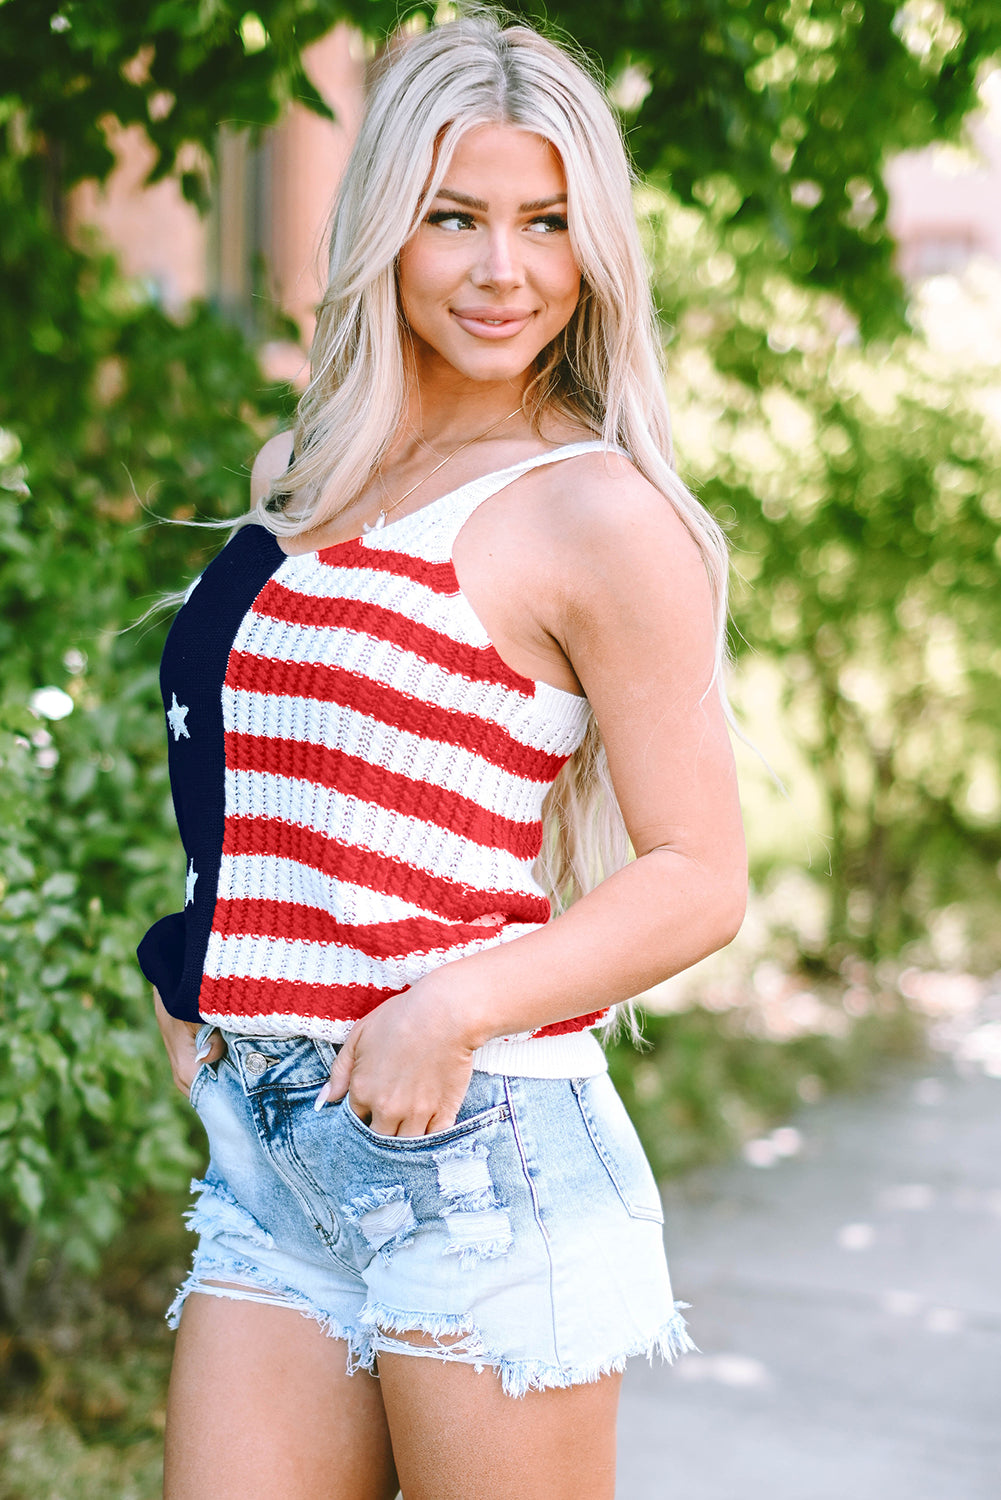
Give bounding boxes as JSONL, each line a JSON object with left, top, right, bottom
{"left": 367, "top": 1105, "right": 406, "bottom": 1137}
{"left": 315, "top": 1060, "right": 349, "bottom": 1112}
{"left": 321, "top": 1034, "right": 356, "bottom": 1107}
{"left": 195, "top": 1033, "right": 227, "bottom": 1065}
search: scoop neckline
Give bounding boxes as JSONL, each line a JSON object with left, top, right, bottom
{"left": 271, "top": 438, "right": 607, "bottom": 560}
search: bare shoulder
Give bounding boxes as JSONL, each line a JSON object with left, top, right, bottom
{"left": 527, "top": 452, "right": 719, "bottom": 693}
{"left": 535, "top": 449, "right": 708, "bottom": 593}
{"left": 250, "top": 430, "right": 295, "bottom": 507}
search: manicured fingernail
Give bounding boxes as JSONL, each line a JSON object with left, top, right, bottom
{"left": 195, "top": 1045, "right": 211, "bottom": 1062}
{"left": 314, "top": 1082, "right": 332, "bottom": 1112}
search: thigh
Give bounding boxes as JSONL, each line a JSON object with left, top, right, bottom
{"left": 377, "top": 1352, "right": 621, "bottom": 1500}
{"left": 164, "top": 1292, "right": 399, "bottom": 1500}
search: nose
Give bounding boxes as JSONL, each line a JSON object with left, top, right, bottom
{"left": 471, "top": 227, "right": 523, "bottom": 292}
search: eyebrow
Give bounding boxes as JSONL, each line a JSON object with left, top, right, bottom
{"left": 434, "top": 188, "right": 568, "bottom": 213}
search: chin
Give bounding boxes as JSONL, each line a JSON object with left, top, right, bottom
{"left": 413, "top": 322, "right": 563, "bottom": 387}
{"left": 447, "top": 345, "right": 545, "bottom": 384}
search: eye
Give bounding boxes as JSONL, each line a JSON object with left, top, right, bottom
{"left": 426, "top": 210, "right": 475, "bottom": 231}
{"left": 526, "top": 214, "right": 569, "bottom": 234}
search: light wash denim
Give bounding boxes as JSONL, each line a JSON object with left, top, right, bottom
{"left": 170, "top": 1026, "right": 694, "bottom": 1396}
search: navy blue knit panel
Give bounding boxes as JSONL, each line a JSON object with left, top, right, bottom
{"left": 137, "top": 524, "right": 284, "bottom": 1021}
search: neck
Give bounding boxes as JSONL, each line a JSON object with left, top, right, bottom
{"left": 401, "top": 349, "right": 532, "bottom": 450}
{"left": 405, "top": 394, "right": 528, "bottom": 452}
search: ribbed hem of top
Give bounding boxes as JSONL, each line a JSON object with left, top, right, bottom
{"left": 471, "top": 1028, "right": 608, "bottom": 1078}
{"left": 197, "top": 1012, "right": 610, "bottom": 1078}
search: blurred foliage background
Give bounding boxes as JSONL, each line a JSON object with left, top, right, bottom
{"left": 1, "top": 1, "right": 1000, "bottom": 1492}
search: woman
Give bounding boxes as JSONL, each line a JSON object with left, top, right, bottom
{"left": 139, "top": 11, "right": 746, "bottom": 1499}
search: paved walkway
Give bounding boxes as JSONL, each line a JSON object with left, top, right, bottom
{"left": 617, "top": 1052, "right": 1001, "bottom": 1499}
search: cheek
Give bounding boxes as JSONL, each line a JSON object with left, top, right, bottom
{"left": 397, "top": 246, "right": 467, "bottom": 332}
{"left": 549, "top": 252, "right": 582, "bottom": 316}
{"left": 397, "top": 243, "right": 441, "bottom": 315}
{"left": 548, "top": 239, "right": 581, "bottom": 295}
{"left": 396, "top": 248, "right": 422, "bottom": 313}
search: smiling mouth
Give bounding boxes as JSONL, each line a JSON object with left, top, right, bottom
{"left": 450, "top": 310, "right": 534, "bottom": 338}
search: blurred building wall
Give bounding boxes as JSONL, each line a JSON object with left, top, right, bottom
{"left": 69, "top": 123, "right": 209, "bottom": 312}
{"left": 68, "top": 25, "right": 366, "bottom": 375}
{"left": 68, "top": 39, "right": 1001, "bottom": 356}
{"left": 887, "top": 74, "right": 1001, "bottom": 278}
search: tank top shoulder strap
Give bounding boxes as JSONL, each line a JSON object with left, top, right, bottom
{"left": 422, "top": 439, "right": 616, "bottom": 560}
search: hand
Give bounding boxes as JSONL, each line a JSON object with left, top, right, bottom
{"left": 319, "top": 981, "right": 477, "bottom": 1137}
{"left": 153, "top": 988, "right": 227, "bottom": 1097}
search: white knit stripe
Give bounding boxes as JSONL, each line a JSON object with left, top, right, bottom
{"left": 231, "top": 618, "right": 516, "bottom": 703}
{"left": 229, "top": 626, "right": 528, "bottom": 734}
{"left": 224, "top": 692, "right": 555, "bottom": 820}
{"left": 199, "top": 1008, "right": 359, "bottom": 1044}
{"left": 266, "top": 559, "right": 492, "bottom": 647}
{"left": 204, "top": 928, "right": 500, "bottom": 990}
{"left": 216, "top": 853, "right": 484, "bottom": 927}
{"left": 227, "top": 627, "right": 588, "bottom": 756}
{"left": 224, "top": 770, "right": 545, "bottom": 890}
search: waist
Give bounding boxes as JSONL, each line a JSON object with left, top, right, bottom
{"left": 204, "top": 1012, "right": 610, "bottom": 1079}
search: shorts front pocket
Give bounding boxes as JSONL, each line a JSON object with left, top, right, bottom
{"left": 342, "top": 1098, "right": 510, "bottom": 1152}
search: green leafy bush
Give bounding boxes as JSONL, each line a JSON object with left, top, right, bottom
{"left": 644, "top": 183, "right": 1001, "bottom": 963}
{"left": 0, "top": 171, "right": 291, "bottom": 1323}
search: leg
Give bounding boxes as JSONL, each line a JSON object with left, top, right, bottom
{"left": 164, "top": 1291, "right": 399, "bottom": 1500}
{"left": 377, "top": 1350, "right": 621, "bottom": 1500}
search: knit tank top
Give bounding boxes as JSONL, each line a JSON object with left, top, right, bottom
{"left": 137, "top": 442, "right": 612, "bottom": 1077}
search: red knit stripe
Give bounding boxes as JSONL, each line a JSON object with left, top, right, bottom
{"left": 225, "top": 652, "right": 562, "bottom": 781}
{"left": 533, "top": 1009, "right": 609, "bottom": 1037}
{"left": 253, "top": 582, "right": 532, "bottom": 695}
{"left": 212, "top": 897, "right": 506, "bottom": 958}
{"left": 199, "top": 972, "right": 397, "bottom": 1022}
{"left": 222, "top": 816, "right": 551, "bottom": 925}
{"left": 316, "top": 540, "right": 460, "bottom": 595}
{"left": 226, "top": 731, "right": 543, "bottom": 857}
{"left": 200, "top": 970, "right": 601, "bottom": 1037}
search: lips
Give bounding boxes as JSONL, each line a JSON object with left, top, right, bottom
{"left": 450, "top": 307, "right": 534, "bottom": 339}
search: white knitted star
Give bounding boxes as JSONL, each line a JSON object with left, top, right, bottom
{"left": 167, "top": 693, "right": 190, "bottom": 741}
{"left": 184, "top": 858, "right": 198, "bottom": 906}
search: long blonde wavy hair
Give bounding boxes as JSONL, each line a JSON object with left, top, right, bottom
{"left": 256, "top": 8, "right": 731, "bottom": 913}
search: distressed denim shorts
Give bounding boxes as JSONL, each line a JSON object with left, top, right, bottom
{"left": 170, "top": 1027, "right": 695, "bottom": 1397}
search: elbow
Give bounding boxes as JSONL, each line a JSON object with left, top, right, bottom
{"left": 705, "top": 870, "right": 748, "bottom": 955}
{"left": 717, "top": 889, "right": 747, "bottom": 949}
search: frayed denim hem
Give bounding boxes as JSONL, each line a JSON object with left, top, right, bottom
{"left": 166, "top": 1175, "right": 375, "bottom": 1371}
{"left": 358, "top": 1299, "right": 698, "bottom": 1397}
{"left": 165, "top": 1257, "right": 373, "bottom": 1370}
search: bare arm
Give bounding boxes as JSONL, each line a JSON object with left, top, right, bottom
{"left": 324, "top": 462, "right": 746, "bottom": 1134}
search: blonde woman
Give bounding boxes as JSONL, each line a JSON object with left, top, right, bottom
{"left": 140, "top": 11, "right": 746, "bottom": 1498}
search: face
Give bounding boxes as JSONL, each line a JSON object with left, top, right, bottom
{"left": 397, "top": 123, "right": 581, "bottom": 391}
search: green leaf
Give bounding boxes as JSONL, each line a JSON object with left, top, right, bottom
{"left": 12, "top": 1158, "right": 45, "bottom": 1218}
{"left": 40, "top": 871, "right": 78, "bottom": 900}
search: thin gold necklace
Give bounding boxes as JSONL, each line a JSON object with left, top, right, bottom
{"left": 362, "top": 406, "right": 523, "bottom": 534}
